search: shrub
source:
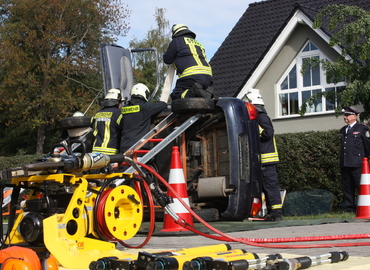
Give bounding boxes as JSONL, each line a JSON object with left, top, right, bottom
{"left": 276, "top": 129, "right": 343, "bottom": 209}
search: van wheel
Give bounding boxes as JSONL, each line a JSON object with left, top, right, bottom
{"left": 171, "top": 98, "right": 215, "bottom": 114}
{"left": 59, "top": 116, "right": 92, "bottom": 130}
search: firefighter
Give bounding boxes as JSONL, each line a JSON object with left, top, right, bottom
{"left": 91, "top": 89, "right": 123, "bottom": 154}
{"left": 247, "top": 89, "right": 282, "bottom": 221}
{"left": 120, "top": 83, "right": 167, "bottom": 154}
{"left": 163, "top": 23, "right": 214, "bottom": 100}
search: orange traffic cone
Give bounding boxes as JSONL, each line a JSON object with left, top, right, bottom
{"left": 161, "top": 146, "right": 194, "bottom": 232}
{"left": 356, "top": 157, "right": 370, "bottom": 219}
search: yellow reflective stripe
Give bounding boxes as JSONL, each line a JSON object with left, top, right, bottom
{"left": 102, "top": 121, "right": 111, "bottom": 150}
{"left": 116, "top": 114, "right": 123, "bottom": 125}
{"left": 271, "top": 204, "right": 283, "bottom": 209}
{"left": 184, "top": 37, "right": 205, "bottom": 49}
{"left": 261, "top": 137, "right": 279, "bottom": 163}
{"left": 259, "top": 125, "right": 264, "bottom": 136}
{"left": 261, "top": 152, "right": 279, "bottom": 163}
{"left": 179, "top": 66, "right": 213, "bottom": 78}
{"left": 122, "top": 105, "right": 140, "bottom": 114}
{"left": 185, "top": 37, "right": 203, "bottom": 66}
{"left": 92, "top": 147, "right": 118, "bottom": 154}
{"left": 181, "top": 89, "right": 189, "bottom": 98}
{"left": 94, "top": 112, "right": 113, "bottom": 118}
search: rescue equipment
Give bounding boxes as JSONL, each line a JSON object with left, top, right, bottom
{"left": 146, "top": 249, "right": 247, "bottom": 270}
{"left": 182, "top": 252, "right": 258, "bottom": 270}
{"left": 273, "top": 251, "right": 349, "bottom": 270}
{"left": 205, "top": 254, "right": 281, "bottom": 270}
{"left": 136, "top": 244, "right": 231, "bottom": 269}
{"left": 356, "top": 157, "right": 370, "bottom": 219}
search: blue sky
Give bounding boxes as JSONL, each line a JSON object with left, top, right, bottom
{"left": 119, "top": 0, "right": 263, "bottom": 60}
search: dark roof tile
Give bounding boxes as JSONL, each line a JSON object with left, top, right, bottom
{"left": 210, "top": 0, "right": 370, "bottom": 97}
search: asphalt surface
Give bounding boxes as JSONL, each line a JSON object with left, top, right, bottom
{"left": 120, "top": 218, "right": 370, "bottom": 257}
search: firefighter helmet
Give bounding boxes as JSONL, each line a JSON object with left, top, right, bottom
{"left": 246, "top": 89, "right": 265, "bottom": 105}
{"left": 102, "top": 88, "right": 122, "bottom": 107}
{"left": 72, "top": 111, "right": 84, "bottom": 117}
{"left": 172, "top": 24, "right": 196, "bottom": 38}
{"left": 131, "top": 83, "right": 150, "bottom": 101}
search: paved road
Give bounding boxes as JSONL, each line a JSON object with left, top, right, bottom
{"left": 122, "top": 218, "right": 370, "bottom": 257}
{"left": 55, "top": 218, "right": 370, "bottom": 269}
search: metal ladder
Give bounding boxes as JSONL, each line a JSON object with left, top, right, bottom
{"left": 120, "top": 112, "right": 202, "bottom": 176}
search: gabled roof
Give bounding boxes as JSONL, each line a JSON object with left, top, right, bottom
{"left": 210, "top": 0, "right": 370, "bottom": 98}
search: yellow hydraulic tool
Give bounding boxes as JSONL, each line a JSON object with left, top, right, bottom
{"left": 5, "top": 172, "right": 143, "bottom": 269}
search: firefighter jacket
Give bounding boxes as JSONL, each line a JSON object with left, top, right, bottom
{"left": 256, "top": 106, "right": 279, "bottom": 166}
{"left": 340, "top": 122, "right": 370, "bottom": 168}
{"left": 163, "top": 34, "right": 212, "bottom": 79}
{"left": 91, "top": 106, "right": 123, "bottom": 154}
{"left": 120, "top": 97, "right": 167, "bottom": 153}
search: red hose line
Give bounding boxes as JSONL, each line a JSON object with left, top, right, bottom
{"left": 95, "top": 176, "right": 156, "bottom": 248}
{"left": 136, "top": 162, "right": 370, "bottom": 249}
{"left": 119, "top": 177, "right": 156, "bottom": 248}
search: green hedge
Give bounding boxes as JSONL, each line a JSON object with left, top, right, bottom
{"left": 276, "top": 129, "right": 343, "bottom": 209}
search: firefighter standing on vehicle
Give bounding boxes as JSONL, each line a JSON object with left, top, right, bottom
{"left": 120, "top": 83, "right": 167, "bottom": 154}
{"left": 163, "top": 24, "right": 214, "bottom": 100}
{"left": 91, "top": 89, "right": 123, "bottom": 154}
{"left": 247, "top": 89, "right": 282, "bottom": 221}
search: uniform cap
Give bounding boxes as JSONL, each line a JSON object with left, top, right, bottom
{"left": 342, "top": 106, "right": 359, "bottom": 115}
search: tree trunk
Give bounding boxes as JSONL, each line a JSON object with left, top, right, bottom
{"left": 36, "top": 124, "right": 46, "bottom": 154}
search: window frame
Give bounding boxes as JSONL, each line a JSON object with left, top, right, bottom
{"left": 276, "top": 40, "right": 346, "bottom": 118}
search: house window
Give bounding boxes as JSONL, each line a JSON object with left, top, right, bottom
{"left": 277, "top": 41, "right": 345, "bottom": 117}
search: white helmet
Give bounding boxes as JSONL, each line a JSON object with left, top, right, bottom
{"left": 131, "top": 83, "right": 150, "bottom": 101}
{"left": 171, "top": 23, "right": 196, "bottom": 38}
{"left": 102, "top": 88, "right": 122, "bottom": 107}
{"left": 246, "top": 89, "right": 264, "bottom": 105}
{"left": 72, "top": 111, "right": 84, "bottom": 117}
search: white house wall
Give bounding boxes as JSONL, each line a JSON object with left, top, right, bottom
{"left": 254, "top": 24, "right": 345, "bottom": 134}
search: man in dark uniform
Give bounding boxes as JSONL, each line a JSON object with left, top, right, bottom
{"left": 120, "top": 83, "right": 167, "bottom": 154}
{"left": 340, "top": 106, "right": 370, "bottom": 213}
{"left": 163, "top": 24, "right": 213, "bottom": 100}
{"left": 91, "top": 89, "right": 123, "bottom": 154}
{"left": 247, "top": 89, "right": 282, "bottom": 221}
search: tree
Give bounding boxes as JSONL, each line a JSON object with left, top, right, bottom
{"left": 129, "top": 8, "right": 171, "bottom": 97}
{"left": 0, "top": 0, "right": 131, "bottom": 154}
{"left": 307, "top": 4, "right": 370, "bottom": 121}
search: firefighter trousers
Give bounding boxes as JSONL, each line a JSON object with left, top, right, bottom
{"left": 262, "top": 165, "right": 282, "bottom": 217}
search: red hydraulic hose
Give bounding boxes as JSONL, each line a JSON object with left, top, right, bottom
{"left": 119, "top": 177, "right": 156, "bottom": 248}
{"left": 95, "top": 174, "right": 156, "bottom": 248}
{"left": 137, "top": 162, "right": 370, "bottom": 249}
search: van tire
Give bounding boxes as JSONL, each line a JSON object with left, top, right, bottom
{"left": 59, "top": 116, "right": 92, "bottom": 130}
{"left": 171, "top": 98, "right": 215, "bottom": 114}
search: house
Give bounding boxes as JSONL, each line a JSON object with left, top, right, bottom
{"left": 210, "top": 0, "right": 370, "bottom": 134}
